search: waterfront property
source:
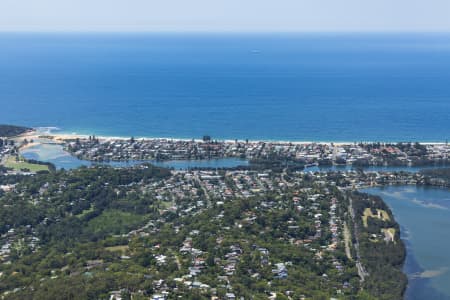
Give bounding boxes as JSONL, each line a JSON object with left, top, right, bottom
{"left": 64, "top": 137, "right": 449, "bottom": 168}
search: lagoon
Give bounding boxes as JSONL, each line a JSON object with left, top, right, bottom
{"left": 20, "top": 143, "right": 249, "bottom": 170}
{"left": 362, "top": 186, "right": 450, "bottom": 300}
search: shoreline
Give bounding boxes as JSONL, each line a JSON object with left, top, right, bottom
{"left": 13, "top": 129, "right": 449, "bottom": 172}
{"left": 20, "top": 129, "right": 449, "bottom": 146}
{"left": 362, "top": 186, "right": 450, "bottom": 299}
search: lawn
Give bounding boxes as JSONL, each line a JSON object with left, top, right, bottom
{"left": 4, "top": 155, "right": 49, "bottom": 172}
{"left": 87, "top": 210, "right": 147, "bottom": 236}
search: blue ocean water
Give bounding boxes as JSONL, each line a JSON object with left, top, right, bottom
{"left": 0, "top": 33, "right": 449, "bottom": 141}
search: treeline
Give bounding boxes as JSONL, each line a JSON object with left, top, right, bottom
{"left": 421, "top": 168, "right": 450, "bottom": 187}
{"left": 24, "top": 159, "right": 57, "bottom": 172}
{"left": 0, "top": 125, "right": 31, "bottom": 137}
{"left": 350, "top": 191, "right": 407, "bottom": 300}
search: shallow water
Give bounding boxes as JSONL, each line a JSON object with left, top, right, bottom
{"left": 362, "top": 186, "right": 450, "bottom": 300}
{"left": 20, "top": 143, "right": 249, "bottom": 170}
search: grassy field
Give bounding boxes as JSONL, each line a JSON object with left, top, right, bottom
{"left": 377, "top": 209, "right": 390, "bottom": 221}
{"left": 3, "top": 155, "right": 49, "bottom": 172}
{"left": 382, "top": 228, "right": 396, "bottom": 243}
{"left": 105, "top": 245, "right": 129, "bottom": 254}
{"left": 87, "top": 210, "right": 147, "bottom": 236}
{"left": 362, "top": 208, "right": 390, "bottom": 227}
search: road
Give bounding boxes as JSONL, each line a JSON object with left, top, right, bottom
{"left": 347, "top": 193, "right": 369, "bottom": 281}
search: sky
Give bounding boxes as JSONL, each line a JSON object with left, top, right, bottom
{"left": 1, "top": 0, "right": 450, "bottom": 32}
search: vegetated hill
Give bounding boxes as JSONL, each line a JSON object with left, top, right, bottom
{"left": 0, "top": 164, "right": 406, "bottom": 299}
{"left": 0, "top": 125, "right": 32, "bottom": 137}
{"left": 349, "top": 191, "right": 407, "bottom": 300}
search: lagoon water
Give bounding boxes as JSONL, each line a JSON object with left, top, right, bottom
{"left": 20, "top": 143, "right": 248, "bottom": 170}
{"left": 362, "top": 186, "right": 450, "bottom": 300}
{"left": 1, "top": 33, "right": 450, "bottom": 142}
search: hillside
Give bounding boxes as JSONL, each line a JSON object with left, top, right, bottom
{"left": 0, "top": 125, "right": 31, "bottom": 137}
{"left": 0, "top": 165, "right": 408, "bottom": 299}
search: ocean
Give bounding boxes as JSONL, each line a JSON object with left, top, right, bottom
{"left": 0, "top": 33, "right": 449, "bottom": 141}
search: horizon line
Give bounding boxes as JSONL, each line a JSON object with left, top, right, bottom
{"left": 1, "top": 29, "right": 450, "bottom": 35}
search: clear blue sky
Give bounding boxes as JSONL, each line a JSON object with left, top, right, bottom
{"left": 1, "top": 0, "right": 450, "bottom": 32}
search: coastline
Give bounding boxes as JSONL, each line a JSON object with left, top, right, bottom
{"left": 18, "top": 128, "right": 450, "bottom": 146}
{"left": 14, "top": 128, "right": 449, "bottom": 170}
